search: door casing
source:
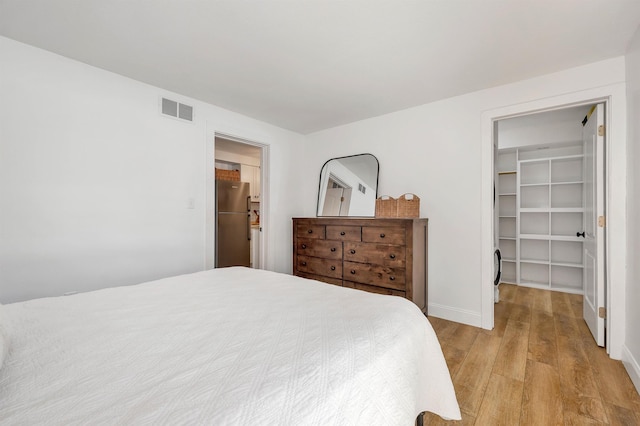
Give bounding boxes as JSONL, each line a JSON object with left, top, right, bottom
{"left": 481, "top": 83, "right": 627, "bottom": 359}
{"left": 205, "top": 129, "right": 269, "bottom": 272}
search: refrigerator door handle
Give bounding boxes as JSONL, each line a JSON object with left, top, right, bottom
{"left": 247, "top": 196, "right": 252, "bottom": 241}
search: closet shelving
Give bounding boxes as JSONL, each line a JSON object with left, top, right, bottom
{"left": 497, "top": 149, "right": 518, "bottom": 284}
{"left": 498, "top": 143, "right": 585, "bottom": 294}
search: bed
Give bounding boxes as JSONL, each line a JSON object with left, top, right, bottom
{"left": 0, "top": 267, "right": 460, "bottom": 424}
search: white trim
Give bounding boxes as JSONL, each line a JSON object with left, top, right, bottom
{"left": 481, "top": 84, "right": 627, "bottom": 359}
{"left": 204, "top": 126, "right": 270, "bottom": 271}
{"left": 481, "top": 113, "right": 495, "bottom": 330}
{"left": 204, "top": 125, "right": 215, "bottom": 269}
{"left": 428, "top": 303, "right": 482, "bottom": 327}
{"left": 622, "top": 344, "right": 640, "bottom": 394}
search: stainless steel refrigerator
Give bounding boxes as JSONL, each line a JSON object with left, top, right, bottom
{"left": 215, "top": 180, "right": 251, "bottom": 267}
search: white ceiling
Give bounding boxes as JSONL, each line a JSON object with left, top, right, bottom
{"left": 1, "top": 1, "right": 639, "bottom": 134}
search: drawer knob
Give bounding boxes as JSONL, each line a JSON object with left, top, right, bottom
{"left": 301, "top": 261, "right": 307, "bottom": 266}
{"left": 389, "top": 254, "right": 396, "bottom": 259}
{"left": 301, "top": 244, "right": 307, "bottom": 249}
{"left": 350, "top": 270, "right": 356, "bottom": 274}
{"left": 380, "top": 233, "right": 385, "bottom": 238}
{"left": 330, "top": 266, "right": 336, "bottom": 271}
{"left": 330, "top": 247, "right": 336, "bottom": 252}
{"left": 350, "top": 249, "right": 356, "bottom": 254}
{"left": 340, "top": 231, "right": 346, "bottom": 236}
{"left": 389, "top": 276, "right": 395, "bottom": 281}
{"left": 308, "top": 229, "right": 313, "bottom": 234}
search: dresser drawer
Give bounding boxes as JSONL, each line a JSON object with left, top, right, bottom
{"left": 296, "top": 271, "right": 343, "bottom": 287}
{"left": 344, "top": 281, "right": 405, "bottom": 297}
{"left": 296, "top": 238, "right": 342, "bottom": 259}
{"left": 343, "top": 242, "right": 405, "bottom": 267}
{"left": 293, "top": 217, "right": 427, "bottom": 314}
{"left": 326, "top": 225, "right": 361, "bottom": 242}
{"left": 296, "top": 224, "right": 325, "bottom": 239}
{"left": 362, "top": 226, "right": 406, "bottom": 245}
{"left": 343, "top": 261, "right": 405, "bottom": 290}
{"left": 297, "top": 255, "right": 342, "bottom": 279}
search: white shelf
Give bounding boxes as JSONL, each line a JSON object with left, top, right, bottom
{"left": 550, "top": 181, "right": 583, "bottom": 185}
{"left": 551, "top": 240, "right": 583, "bottom": 265}
{"left": 498, "top": 142, "right": 585, "bottom": 295}
{"left": 499, "top": 239, "right": 516, "bottom": 260}
{"left": 520, "top": 183, "right": 549, "bottom": 187}
{"left": 550, "top": 261, "right": 583, "bottom": 268}
{"left": 520, "top": 207, "right": 583, "bottom": 213}
{"left": 497, "top": 149, "right": 517, "bottom": 173}
{"left": 551, "top": 265, "right": 583, "bottom": 290}
{"left": 520, "top": 259, "right": 549, "bottom": 265}
{"left": 519, "top": 234, "right": 549, "bottom": 240}
{"left": 550, "top": 235, "right": 584, "bottom": 242}
{"left": 551, "top": 157, "right": 583, "bottom": 183}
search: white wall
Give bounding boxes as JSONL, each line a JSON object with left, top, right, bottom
{"left": 304, "top": 57, "right": 627, "bottom": 327}
{"left": 497, "top": 106, "right": 591, "bottom": 149}
{"left": 624, "top": 26, "right": 640, "bottom": 392}
{"left": 0, "top": 37, "right": 306, "bottom": 303}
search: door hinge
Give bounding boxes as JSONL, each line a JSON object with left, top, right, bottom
{"left": 599, "top": 307, "right": 606, "bottom": 319}
{"left": 598, "top": 125, "right": 605, "bottom": 137}
{"left": 598, "top": 216, "right": 606, "bottom": 227}
{"left": 340, "top": 196, "right": 344, "bottom": 202}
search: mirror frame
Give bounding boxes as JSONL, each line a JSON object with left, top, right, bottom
{"left": 316, "top": 153, "right": 379, "bottom": 217}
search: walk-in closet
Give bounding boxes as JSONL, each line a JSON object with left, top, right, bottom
{"left": 495, "top": 105, "right": 598, "bottom": 295}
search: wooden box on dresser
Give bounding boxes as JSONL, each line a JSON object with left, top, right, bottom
{"left": 292, "top": 217, "right": 428, "bottom": 313}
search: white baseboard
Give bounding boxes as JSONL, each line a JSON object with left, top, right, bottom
{"left": 621, "top": 344, "right": 640, "bottom": 394}
{"left": 427, "top": 303, "right": 482, "bottom": 328}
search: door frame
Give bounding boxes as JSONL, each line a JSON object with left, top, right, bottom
{"left": 205, "top": 129, "right": 270, "bottom": 271}
{"left": 481, "top": 83, "right": 627, "bottom": 359}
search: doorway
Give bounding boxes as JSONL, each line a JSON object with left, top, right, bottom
{"left": 481, "top": 86, "right": 633, "bottom": 361}
{"left": 206, "top": 133, "right": 269, "bottom": 271}
{"left": 493, "top": 104, "right": 607, "bottom": 346}
{"left": 322, "top": 175, "right": 352, "bottom": 216}
{"left": 492, "top": 100, "right": 611, "bottom": 352}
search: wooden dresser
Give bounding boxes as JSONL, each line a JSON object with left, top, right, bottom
{"left": 292, "top": 217, "right": 428, "bottom": 313}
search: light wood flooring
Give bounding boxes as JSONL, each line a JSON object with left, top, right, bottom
{"left": 423, "top": 284, "right": 640, "bottom": 425}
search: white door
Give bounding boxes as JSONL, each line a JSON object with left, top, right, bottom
{"left": 322, "top": 187, "right": 344, "bottom": 216}
{"left": 582, "top": 103, "right": 605, "bottom": 346}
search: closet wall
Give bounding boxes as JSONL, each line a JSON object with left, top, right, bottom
{"left": 496, "top": 106, "right": 592, "bottom": 294}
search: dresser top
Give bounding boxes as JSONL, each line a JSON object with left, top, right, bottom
{"left": 293, "top": 217, "right": 428, "bottom": 226}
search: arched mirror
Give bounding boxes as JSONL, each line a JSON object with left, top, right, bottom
{"left": 316, "top": 154, "right": 379, "bottom": 217}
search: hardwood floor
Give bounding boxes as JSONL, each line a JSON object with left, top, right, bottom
{"left": 423, "top": 284, "right": 640, "bottom": 425}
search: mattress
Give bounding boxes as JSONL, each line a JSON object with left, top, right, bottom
{"left": 0, "top": 267, "right": 460, "bottom": 425}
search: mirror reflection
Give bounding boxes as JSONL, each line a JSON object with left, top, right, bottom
{"left": 317, "top": 154, "right": 379, "bottom": 217}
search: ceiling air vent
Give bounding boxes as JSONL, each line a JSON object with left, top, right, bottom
{"left": 161, "top": 97, "right": 193, "bottom": 122}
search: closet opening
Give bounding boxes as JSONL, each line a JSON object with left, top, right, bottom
{"left": 493, "top": 103, "right": 607, "bottom": 347}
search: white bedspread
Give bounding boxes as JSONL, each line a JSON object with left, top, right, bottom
{"left": 0, "top": 267, "right": 460, "bottom": 425}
